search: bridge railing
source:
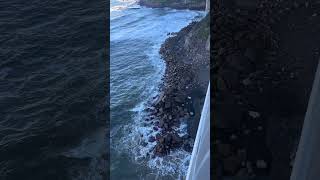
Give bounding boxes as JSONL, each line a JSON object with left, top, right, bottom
{"left": 186, "top": 83, "right": 210, "bottom": 180}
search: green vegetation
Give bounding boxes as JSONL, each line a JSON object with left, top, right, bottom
{"left": 195, "top": 14, "right": 210, "bottom": 40}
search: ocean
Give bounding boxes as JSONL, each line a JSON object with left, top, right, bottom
{"left": 110, "top": 1, "right": 204, "bottom": 179}
{"left": 0, "top": 0, "right": 107, "bottom": 179}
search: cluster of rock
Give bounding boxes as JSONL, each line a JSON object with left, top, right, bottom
{"left": 213, "top": 0, "right": 320, "bottom": 179}
{"left": 142, "top": 15, "right": 210, "bottom": 156}
{"left": 145, "top": 92, "right": 195, "bottom": 156}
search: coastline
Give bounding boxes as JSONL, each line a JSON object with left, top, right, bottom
{"left": 144, "top": 13, "right": 210, "bottom": 156}
{"left": 110, "top": 2, "right": 207, "bottom": 178}
{"left": 138, "top": 0, "right": 206, "bottom": 10}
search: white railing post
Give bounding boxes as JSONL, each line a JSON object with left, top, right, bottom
{"left": 186, "top": 83, "right": 210, "bottom": 180}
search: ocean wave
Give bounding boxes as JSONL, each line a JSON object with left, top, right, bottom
{"left": 110, "top": 5, "right": 205, "bottom": 179}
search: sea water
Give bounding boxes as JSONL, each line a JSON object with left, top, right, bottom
{"left": 110, "top": 0, "right": 205, "bottom": 179}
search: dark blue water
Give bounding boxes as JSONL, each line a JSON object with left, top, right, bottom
{"left": 0, "top": 1, "right": 108, "bottom": 179}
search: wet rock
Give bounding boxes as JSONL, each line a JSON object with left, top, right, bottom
{"left": 159, "top": 120, "right": 164, "bottom": 127}
{"left": 148, "top": 136, "right": 156, "bottom": 143}
{"left": 165, "top": 134, "right": 172, "bottom": 143}
{"left": 164, "top": 101, "right": 171, "bottom": 109}
{"left": 164, "top": 123, "right": 168, "bottom": 129}
{"left": 141, "top": 141, "right": 148, "bottom": 147}
{"left": 147, "top": 106, "right": 155, "bottom": 111}
{"left": 172, "top": 134, "right": 182, "bottom": 144}
{"left": 181, "top": 134, "right": 189, "bottom": 140}
{"left": 154, "top": 121, "right": 159, "bottom": 126}
{"left": 159, "top": 137, "right": 164, "bottom": 144}
{"left": 155, "top": 144, "right": 165, "bottom": 155}
{"left": 183, "top": 143, "right": 193, "bottom": 152}
{"left": 174, "top": 96, "right": 183, "bottom": 103}
{"left": 155, "top": 133, "right": 162, "bottom": 140}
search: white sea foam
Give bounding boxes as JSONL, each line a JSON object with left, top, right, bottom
{"left": 110, "top": 3, "right": 206, "bottom": 179}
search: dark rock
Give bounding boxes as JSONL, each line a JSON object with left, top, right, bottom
{"left": 148, "top": 136, "right": 155, "bottom": 143}
{"left": 153, "top": 126, "right": 159, "bottom": 131}
{"left": 159, "top": 137, "right": 164, "bottom": 144}
{"left": 164, "top": 123, "right": 169, "bottom": 129}
{"left": 155, "top": 133, "right": 161, "bottom": 140}
{"left": 146, "top": 107, "right": 155, "bottom": 111}
{"left": 154, "top": 121, "right": 159, "bottom": 126}
{"left": 172, "top": 134, "right": 182, "bottom": 144}
{"left": 183, "top": 143, "right": 193, "bottom": 152}
{"left": 164, "top": 101, "right": 171, "bottom": 109}
{"left": 159, "top": 120, "right": 164, "bottom": 127}
{"left": 174, "top": 96, "right": 183, "bottom": 103}
{"left": 141, "top": 141, "right": 148, "bottom": 147}
{"left": 165, "top": 134, "right": 172, "bottom": 143}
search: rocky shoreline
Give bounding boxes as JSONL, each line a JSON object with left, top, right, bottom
{"left": 213, "top": 0, "right": 320, "bottom": 179}
{"left": 139, "top": 0, "right": 206, "bottom": 10}
{"left": 142, "top": 15, "right": 210, "bottom": 156}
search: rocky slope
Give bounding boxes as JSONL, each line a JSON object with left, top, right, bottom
{"left": 213, "top": 0, "right": 320, "bottom": 179}
{"left": 144, "top": 14, "right": 210, "bottom": 156}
